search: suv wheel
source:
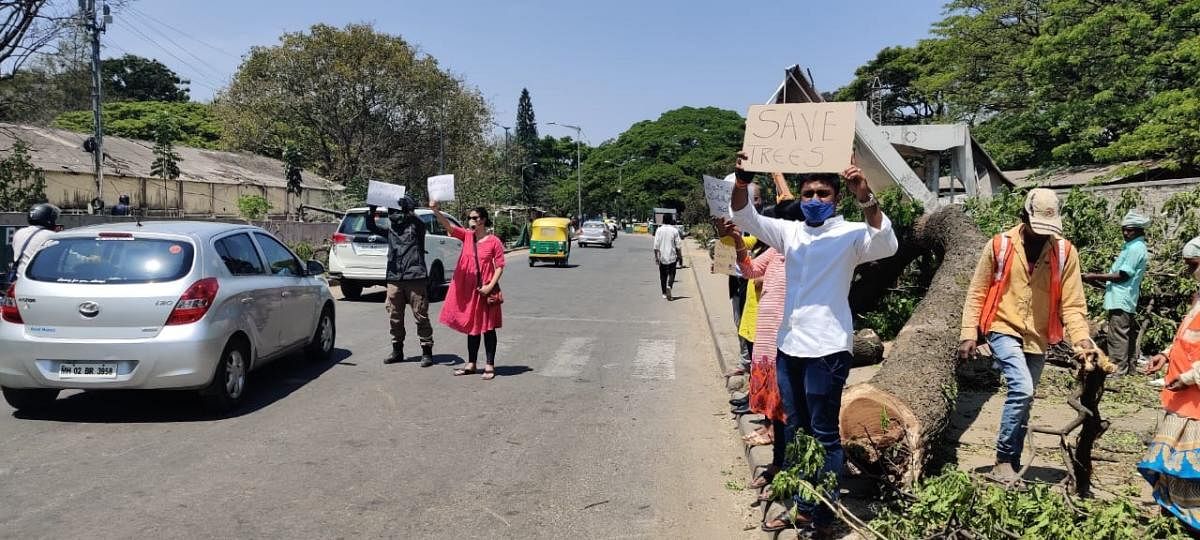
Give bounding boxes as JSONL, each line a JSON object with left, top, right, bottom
{"left": 341, "top": 281, "right": 363, "bottom": 300}
{"left": 200, "top": 341, "right": 249, "bottom": 415}
{"left": 1, "top": 387, "right": 59, "bottom": 411}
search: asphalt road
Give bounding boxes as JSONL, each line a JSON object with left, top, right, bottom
{"left": 0, "top": 235, "right": 750, "bottom": 539}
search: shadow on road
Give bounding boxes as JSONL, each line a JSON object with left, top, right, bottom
{"left": 12, "top": 348, "right": 352, "bottom": 424}
{"left": 530, "top": 264, "right": 580, "bottom": 269}
{"left": 494, "top": 365, "right": 532, "bottom": 377}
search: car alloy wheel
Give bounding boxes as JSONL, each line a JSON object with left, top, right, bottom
{"left": 225, "top": 349, "right": 246, "bottom": 400}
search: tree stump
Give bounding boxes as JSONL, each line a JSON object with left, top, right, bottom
{"left": 839, "top": 205, "right": 988, "bottom": 485}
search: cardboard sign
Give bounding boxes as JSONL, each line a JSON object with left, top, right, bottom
{"left": 703, "top": 175, "right": 734, "bottom": 217}
{"left": 366, "top": 181, "right": 407, "bottom": 209}
{"left": 712, "top": 239, "right": 738, "bottom": 276}
{"left": 427, "top": 174, "right": 455, "bottom": 202}
{"left": 741, "top": 102, "right": 856, "bottom": 173}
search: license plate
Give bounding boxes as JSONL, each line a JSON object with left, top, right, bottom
{"left": 58, "top": 362, "right": 118, "bottom": 379}
{"left": 352, "top": 243, "right": 387, "bottom": 256}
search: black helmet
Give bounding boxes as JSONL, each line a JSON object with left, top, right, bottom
{"left": 397, "top": 195, "right": 417, "bottom": 213}
{"left": 118, "top": 194, "right": 130, "bottom": 204}
{"left": 28, "top": 203, "right": 60, "bottom": 228}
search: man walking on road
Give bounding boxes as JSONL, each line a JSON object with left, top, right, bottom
{"left": 731, "top": 153, "right": 898, "bottom": 536}
{"left": 959, "top": 188, "right": 1096, "bottom": 481}
{"left": 1083, "top": 211, "right": 1150, "bottom": 376}
{"left": 367, "top": 196, "right": 435, "bottom": 367}
{"left": 653, "top": 213, "right": 682, "bottom": 300}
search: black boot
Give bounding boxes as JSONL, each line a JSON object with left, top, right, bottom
{"left": 420, "top": 345, "right": 434, "bottom": 367}
{"left": 384, "top": 344, "right": 404, "bottom": 364}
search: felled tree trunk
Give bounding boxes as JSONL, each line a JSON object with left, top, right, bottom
{"left": 839, "top": 205, "right": 988, "bottom": 485}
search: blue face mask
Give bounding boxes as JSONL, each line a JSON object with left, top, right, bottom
{"left": 800, "top": 199, "right": 835, "bottom": 225}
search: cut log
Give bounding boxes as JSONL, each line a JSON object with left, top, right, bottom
{"left": 839, "top": 205, "right": 988, "bottom": 485}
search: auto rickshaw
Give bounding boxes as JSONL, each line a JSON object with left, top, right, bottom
{"left": 529, "top": 217, "right": 572, "bottom": 267}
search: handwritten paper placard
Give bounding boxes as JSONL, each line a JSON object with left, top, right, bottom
{"left": 703, "top": 175, "right": 734, "bottom": 217}
{"left": 427, "top": 174, "right": 455, "bottom": 202}
{"left": 741, "top": 102, "right": 856, "bottom": 173}
{"left": 712, "top": 238, "right": 738, "bottom": 276}
{"left": 366, "top": 181, "right": 407, "bottom": 209}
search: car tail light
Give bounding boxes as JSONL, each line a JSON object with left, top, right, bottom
{"left": 166, "top": 278, "right": 219, "bottom": 326}
{"left": 331, "top": 233, "right": 350, "bottom": 245}
{"left": 1, "top": 283, "right": 21, "bottom": 324}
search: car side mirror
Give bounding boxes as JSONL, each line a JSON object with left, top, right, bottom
{"left": 305, "top": 260, "right": 326, "bottom": 276}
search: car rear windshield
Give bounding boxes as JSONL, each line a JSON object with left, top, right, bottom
{"left": 338, "top": 212, "right": 389, "bottom": 234}
{"left": 26, "top": 237, "right": 195, "bottom": 284}
{"left": 584, "top": 223, "right": 605, "bottom": 229}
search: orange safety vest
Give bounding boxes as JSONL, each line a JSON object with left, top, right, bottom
{"left": 978, "top": 233, "right": 1072, "bottom": 344}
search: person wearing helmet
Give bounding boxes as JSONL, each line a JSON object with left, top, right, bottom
{"left": 367, "top": 194, "right": 435, "bottom": 367}
{"left": 111, "top": 194, "right": 131, "bottom": 216}
{"left": 7, "top": 203, "right": 60, "bottom": 283}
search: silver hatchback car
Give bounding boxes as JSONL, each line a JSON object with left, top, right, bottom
{"left": 0, "top": 222, "right": 336, "bottom": 414}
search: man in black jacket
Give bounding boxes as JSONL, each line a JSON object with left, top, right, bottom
{"left": 367, "top": 195, "right": 434, "bottom": 366}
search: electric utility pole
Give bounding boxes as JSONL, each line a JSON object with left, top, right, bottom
{"left": 81, "top": 0, "right": 111, "bottom": 214}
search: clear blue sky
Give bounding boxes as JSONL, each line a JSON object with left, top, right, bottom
{"left": 104, "top": 0, "right": 947, "bottom": 143}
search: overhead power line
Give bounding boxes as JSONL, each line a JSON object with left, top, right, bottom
{"left": 114, "top": 19, "right": 225, "bottom": 93}
{"left": 125, "top": 5, "right": 240, "bottom": 60}
{"left": 122, "top": 8, "right": 228, "bottom": 79}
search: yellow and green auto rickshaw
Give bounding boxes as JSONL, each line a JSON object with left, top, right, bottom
{"left": 529, "top": 217, "right": 572, "bottom": 267}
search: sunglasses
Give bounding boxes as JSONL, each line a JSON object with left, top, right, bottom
{"left": 468, "top": 216, "right": 481, "bottom": 222}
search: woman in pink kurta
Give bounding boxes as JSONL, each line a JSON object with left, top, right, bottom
{"left": 431, "top": 203, "right": 506, "bottom": 380}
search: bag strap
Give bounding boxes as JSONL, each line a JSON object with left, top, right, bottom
{"left": 473, "top": 236, "right": 483, "bottom": 289}
{"left": 8, "top": 228, "right": 43, "bottom": 276}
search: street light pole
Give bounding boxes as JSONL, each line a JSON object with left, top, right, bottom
{"left": 548, "top": 122, "right": 583, "bottom": 222}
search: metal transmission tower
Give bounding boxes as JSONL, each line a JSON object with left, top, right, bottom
{"left": 868, "top": 75, "right": 884, "bottom": 125}
{"left": 80, "top": 0, "right": 111, "bottom": 213}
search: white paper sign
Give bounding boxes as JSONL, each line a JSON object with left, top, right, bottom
{"left": 703, "top": 175, "right": 734, "bottom": 217}
{"left": 367, "top": 181, "right": 407, "bottom": 209}
{"left": 427, "top": 174, "right": 456, "bottom": 202}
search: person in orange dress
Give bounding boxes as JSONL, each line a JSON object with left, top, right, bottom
{"left": 1139, "top": 235, "right": 1200, "bottom": 532}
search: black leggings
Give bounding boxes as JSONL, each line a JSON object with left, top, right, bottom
{"left": 467, "top": 330, "right": 498, "bottom": 366}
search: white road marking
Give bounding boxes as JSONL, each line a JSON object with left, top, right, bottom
{"left": 632, "top": 339, "right": 676, "bottom": 380}
{"left": 539, "top": 337, "right": 594, "bottom": 378}
{"left": 507, "top": 315, "right": 679, "bottom": 325}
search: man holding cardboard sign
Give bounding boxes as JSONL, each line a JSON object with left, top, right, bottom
{"left": 367, "top": 193, "right": 435, "bottom": 367}
{"left": 730, "top": 150, "right": 896, "bottom": 535}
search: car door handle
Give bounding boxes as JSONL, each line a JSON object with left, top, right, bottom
{"left": 439, "top": 240, "right": 446, "bottom": 244}
{"left": 241, "top": 297, "right": 255, "bottom": 304}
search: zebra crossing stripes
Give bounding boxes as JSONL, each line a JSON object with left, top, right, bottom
{"left": 535, "top": 337, "right": 678, "bottom": 381}
{"left": 538, "top": 337, "right": 594, "bottom": 378}
{"left": 631, "top": 339, "right": 676, "bottom": 380}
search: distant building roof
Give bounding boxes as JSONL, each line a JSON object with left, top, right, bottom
{"left": 0, "top": 123, "right": 341, "bottom": 191}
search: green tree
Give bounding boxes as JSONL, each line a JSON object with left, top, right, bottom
{"left": 514, "top": 88, "right": 538, "bottom": 160}
{"left": 149, "top": 112, "right": 182, "bottom": 181}
{"left": 0, "top": 138, "right": 47, "bottom": 211}
{"left": 217, "top": 23, "right": 491, "bottom": 185}
{"left": 831, "top": 42, "right": 950, "bottom": 124}
{"left": 0, "top": 29, "right": 91, "bottom": 123}
{"left": 580, "top": 106, "right": 744, "bottom": 221}
{"left": 102, "top": 54, "right": 189, "bottom": 102}
{"left": 53, "top": 101, "right": 221, "bottom": 148}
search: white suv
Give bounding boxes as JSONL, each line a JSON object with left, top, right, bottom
{"left": 327, "top": 208, "right": 463, "bottom": 300}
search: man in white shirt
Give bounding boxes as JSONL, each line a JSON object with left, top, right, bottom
{"left": 730, "top": 153, "right": 897, "bottom": 535}
{"left": 652, "top": 213, "right": 682, "bottom": 300}
{"left": 7, "top": 203, "right": 60, "bottom": 284}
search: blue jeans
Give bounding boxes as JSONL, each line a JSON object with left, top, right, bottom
{"left": 776, "top": 350, "right": 851, "bottom": 526}
{"left": 987, "top": 332, "right": 1045, "bottom": 467}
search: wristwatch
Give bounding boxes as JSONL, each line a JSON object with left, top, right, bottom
{"left": 856, "top": 193, "right": 878, "bottom": 209}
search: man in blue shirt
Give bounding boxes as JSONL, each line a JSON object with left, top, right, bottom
{"left": 1083, "top": 211, "right": 1150, "bottom": 376}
